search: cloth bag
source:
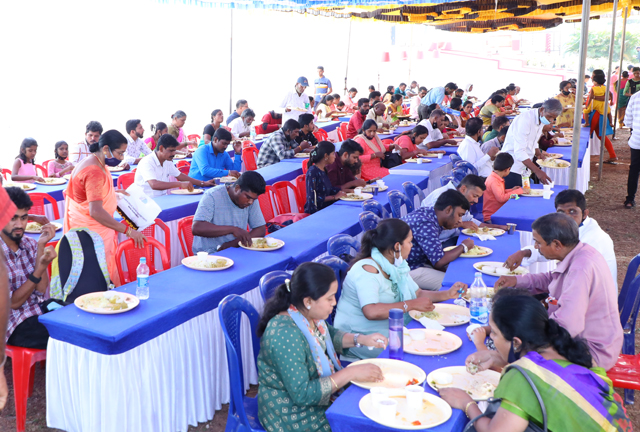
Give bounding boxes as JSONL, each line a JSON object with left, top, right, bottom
{"left": 117, "top": 184, "right": 161, "bottom": 230}
{"left": 463, "top": 364, "right": 547, "bottom": 432}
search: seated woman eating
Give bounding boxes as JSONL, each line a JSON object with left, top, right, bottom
{"left": 439, "top": 295, "right": 631, "bottom": 432}
{"left": 315, "top": 95, "right": 336, "bottom": 120}
{"left": 258, "top": 262, "right": 388, "bottom": 432}
{"left": 354, "top": 119, "right": 402, "bottom": 181}
{"left": 304, "top": 141, "right": 346, "bottom": 214}
{"left": 12, "top": 138, "right": 45, "bottom": 183}
{"left": 334, "top": 219, "right": 467, "bottom": 360}
{"left": 396, "top": 125, "right": 443, "bottom": 160}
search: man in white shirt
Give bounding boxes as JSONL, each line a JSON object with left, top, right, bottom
{"left": 500, "top": 99, "right": 560, "bottom": 188}
{"left": 417, "top": 109, "right": 458, "bottom": 149}
{"left": 134, "top": 134, "right": 215, "bottom": 197}
{"left": 458, "top": 117, "right": 499, "bottom": 177}
{"left": 71, "top": 121, "right": 102, "bottom": 163}
{"left": 123, "top": 119, "right": 152, "bottom": 166}
{"left": 277, "top": 77, "right": 313, "bottom": 124}
{"left": 410, "top": 87, "right": 427, "bottom": 120}
{"left": 228, "top": 109, "right": 255, "bottom": 140}
{"left": 421, "top": 174, "right": 506, "bottom": 247}
{"left": 406, "top": 81, "right": 419, "bottom": 97}
{"left": 624, "top": 91, "right": 640, "bottom": 208}
{"left": 505, "top": 189, "right": 618, "bottom": 288}
{"left": 366, "top": 102, "right": 393, "bottom": 129}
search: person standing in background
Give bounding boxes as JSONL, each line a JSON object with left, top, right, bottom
{"left": 624, "top": 90, "right": 640, "bottom": 208}
{"left": 278, "top": 77, "right": 313, "bottom": 124}
{"left": 71, "top": 121, "right": 102, "bottom": 164}
{"left": 313, "top": 66, "right": 332, "bottom": 108}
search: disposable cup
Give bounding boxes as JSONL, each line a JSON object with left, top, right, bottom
{"left": 377, "top": 398, "right": 398, "bottom": 423}
{"left": 370, "top": 387, "right": 389, "bottom": 405}
{"left": 355, "top": 187, "right": 363, "bottom": 197}
{"left": 417, "top": 158, "right": 423, "bottom": 164}
{"left": 437, "top": 153, "right": 443, "bottom": 159}
{"left": 405, "top": 385, "right": 424, "bottom": 410}
{"left": 376, "top": 180, "right": 385, "bottom": 187}
{"left": 197, "top": 252, "right": 208, "bottom": 261}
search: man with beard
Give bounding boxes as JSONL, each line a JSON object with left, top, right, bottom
{"left": 134, "top": 134, "right": 217, "bottom": 197}
{"left": 346, "top": 98, "right": 370, "bottom": 139}
{"left": 123, "top": 119, "right": 151, "bottom": 166}
{"left": 417, "top": 109, "right": 458, "bottom": 148}
{"left": 504, "top": 189, "right": 617, "bottom": 287}
{"left": 2, "top": 187, "right": 57, "bottom": 350}
{"left": 402, "top": 190, "right": 473, "bottom": 290}
{"left": 295, "top": 114, "right": 319, "bottom": 148}
{"left": 70, "top": 120, "right": 102, "bottom": 163}
{"left": 256, "top": 119, "right": 309, "bottom": 168}
{"left": 367, "top": 101, "right": 396, "bottom": 129}
{"left": 326, "top": 140, "right": 367, "bottom": 191}
{"left": 189, "top": 128, "right": 242, "bottom": 181}
{"left": 192, "top": 171, "right": 267, "bottom": 253}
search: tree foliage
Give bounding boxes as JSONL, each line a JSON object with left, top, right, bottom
{"left": 565, "top": 30, "right": 640, "bottom": 63}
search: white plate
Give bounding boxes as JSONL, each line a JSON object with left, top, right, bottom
{"left": 403, "top": 329, "right": 462, "bottom": 356}
{"left": 545, "top": 153, "right": 563, "bottom": 159}
{"left": 63, "top": 174, "right": 72, "bottom": 180}
{"left": 426, "top": 366, "right": 501, "bottom": 401}
{"left": 410, "top": 304, "right": 470, "bottom": 326}
{"left": 362, "top": 185, "right": 388, "bottom": 193}
{"left": 405, "top": 158, "right": 432, "bottom": 163}
{"left": 359, "top": 389, "right": 452, "bottom": 430}
{"left": 4, "top": 183, "right": 36, "bottom": 191}
{"left": 473, "top": 261, "right": 529, "bottom": 277}
{"left": 461, "top": 228, "right": 505, "bottom": 237}
{"left": 25, "top": 221, "right": 63, "bottom": 234}
{"left": 171, "top": 189, "right": 204, "bottom": 195}
{"left": 238, "top": 238, "right": 285, "bottom": 251}
{"left": 537, "top": 159, "right": 570, "bottom": 169}
{"left": 443, "top": 245, "right": 493, "bottom": 258}
{"left": 107, "top": 166, "right": 125, "bottom": 172}
{"left": 520, "top": 189, "right": 554, "bottom": 197}
{"left": 294, "top": 153, "right": 311, "bottom": 158}
{"left": 340, "top": 193, "right": 373, "bottom": 202}
{"left": 347, "top": 358, "right": 426, "bottom": 389}
{"left": 173, "top": 154, "right": 187, "bottom": 159}
{"left": 35, "top": 178, "right": 67, "bottom": 185}
{"left": 74, "top": 291, "right": 140, "bottom": 315}
{"left": 182, "top": 255, "right": 234, "bottom": 271}
{"left": 218, "top": 176, "right": 238, "bottom": 183}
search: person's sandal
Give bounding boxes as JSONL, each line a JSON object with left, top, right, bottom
{"left": 624, "top": 200, "right": 636, "bottom": 209}
{"left": 603, "top": 159, "right": 619, "bottom": 165}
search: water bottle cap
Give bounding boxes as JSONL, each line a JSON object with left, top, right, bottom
{"left": 140, "top": 257, "right": 147, "bottom": 263}
{"left": 474, "top": 272, "right": 482, "bottom": 277}
{"left": 389, "top": 308, "right": 404, "bottom": 319}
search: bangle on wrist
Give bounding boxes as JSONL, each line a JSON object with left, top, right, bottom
{"left": 464, "top": 401, "right": 477, "bottom": 418}
{"left": 330, "top": 376, "right": 338, "bottom": 391}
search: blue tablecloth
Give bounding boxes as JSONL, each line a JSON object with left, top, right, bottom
{"left": 391, "top": 157, "right": 452, "bottom": 174}
{"left": 334, "top": 173, "right": 429, "bottom": 212}
{"left": 441, "top": 233, "right": 522, "bottom": 288}
{"left": 546, "top": 126, "right": 590, "bottom": 168}
{"left": 326, "top": 300, "right": 473, "bottom": 432}
{"left": 490, "top": 185, "right": 568, "bottom": 231}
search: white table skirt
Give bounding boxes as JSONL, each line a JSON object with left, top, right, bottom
{"left": 46, "top": 287, "right": 265, "bottom": 432}
{"left": 519, "top": 231, "right": 557, "bottom": 274}
{"left": 540, "top": 141, "right": 591, "bottom": 194}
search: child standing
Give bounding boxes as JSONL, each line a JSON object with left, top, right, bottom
{"left": 482, "top": 153, "right": 524, "bottom": 222}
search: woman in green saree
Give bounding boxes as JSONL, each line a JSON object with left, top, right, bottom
{"left": 257, "top": 262, "right": 389, "bottom": 432}
{"left": 439, "top": 295, "right": 631, "bottom": 432}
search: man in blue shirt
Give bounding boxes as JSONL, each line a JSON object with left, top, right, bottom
{"left": 189, "top": 128, "right": 242, "bottom": 181}
{"left": 313, "top": 66, "right": 332, "bottom": 107}
{"left": 421, "top": 82, "right": 458, "bottom": 107}
{"left": 226, "top": 99, "right": 249, "bottom": 126}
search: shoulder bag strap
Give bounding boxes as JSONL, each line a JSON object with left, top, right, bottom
{"left": 505, "top": 364, "right": 548, "bottom": 432}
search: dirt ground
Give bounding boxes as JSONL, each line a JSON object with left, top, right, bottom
{"left": 1, "top": 129, "right": 639, "bottom": 431}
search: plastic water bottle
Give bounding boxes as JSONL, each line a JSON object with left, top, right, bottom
{"left": 250, "top": 125, "right": 256, "bottom": 140}
{"left": 136, "top": 257, "right": 150, "bottom": 300}
{"left": 469, "top": 272, "right": 488, "bottom": 325}
{"left": 388, "top": 308, "right": 404, "bottom": 360}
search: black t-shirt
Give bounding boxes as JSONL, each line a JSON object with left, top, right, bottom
{"left": 295, "top": 131, "right": 318, "bottom": 146}
{"left": 203, "top": 124, "right": 216, "bottom": 138}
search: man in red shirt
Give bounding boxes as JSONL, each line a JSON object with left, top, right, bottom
{"left": 346, "top": 99, "right": 370, "bottom": 139}
{"left": 256, "top": 110, "right": 282, "bottom": 135}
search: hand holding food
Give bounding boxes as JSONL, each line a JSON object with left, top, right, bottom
{"left": 409, "top": 297, "right": 435, "bottom": 313}
{"left": 233, "top": 140, "right": 243, "bottom": 153}
{"left": 334, "top": 191, "right": 347, "bottom": 199}
{"left": 180, "top": 181, "right": 194, "bottom": 192}
{"left": 438, "top": 387, "right": 474, "bottom": 410}
{"left": 234, "top": 228, "right": 253, "bottom": 247}
{"left": 228, "top": 170, "right": 240, "bottom": 178}
{"left": 466, "top": 350, "right": 500, "bottom": 374}
{"left": 33, "top": 176, "right": 46, "bottom": 183}
{"left": 39, "top": 245, "right": 57, "bottom": 267}
{"left": 447, "top": 282, "right": 468, "bottom": 299}
{"left": 348, "top": 364, "right": 384, "bottom": 383}
{"left": 504, "top": 250, "right": 526, "bottom": 271}
{"left": 359, "top": 333, "right": 388, "bottom": 349}
{"left": 495, "top": 275, "right": 517, "bottom": 289}
{"left": 461, "top": 238, "right": 475, "bottom": 250}
{"left": 38, "top": 224, "right": 56, "bottom": 244}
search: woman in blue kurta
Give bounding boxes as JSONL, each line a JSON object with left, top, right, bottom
{"left": 304, "top": 141, "right": 346, "bottom": 214}
{"left": 257, "top": 262, "right": 388, "bottom": 432}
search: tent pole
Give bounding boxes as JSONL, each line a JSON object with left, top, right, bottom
{"left": 612, "top": 6, "right": 628, "bottom": 138}
{"left": 569, "top": 0, "right": 592, "bottom": 189}
{"left": 345, "top": 18, "right": 352, "bottom": 95}
{"left": 229, "top": 9, "right": 233, "bottom": 115}
{"left": 598, "top": 0, "right": 619, "bottom": 181}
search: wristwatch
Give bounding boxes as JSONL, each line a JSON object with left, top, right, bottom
{"left": 353, "top": 333, "right": 362, "bottom": 348}
{"left": 461, "top": 243, "right": 469, "bottom": 254}
{"left": 28, "top": 273, "right": 42, "bottom": 284}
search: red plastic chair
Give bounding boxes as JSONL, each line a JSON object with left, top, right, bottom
{"left": 337, "top": 123, "right": 349, "bottom": 141}
{"left": 242, "top": 140, "right": 255, "bottom": 149}
{"left": 46, "top": 240, "right": 58, "bottom": 278}
{"left": 609, "top": 354, "right": 640, "bottom": 393}
{"left": 178, "top": 165, "right": 190, "bottom": 175}
{"left": 28, "top": 193, "right": 60, "bottom": 219}
{"left": 115, "top": 237, "right": 170, "bottom": 284}
{"left": 41, "top": 160, "right": 55, "bottom": 174}
{"left": 34, "top": 164, "right": 47, "bottom": 178}
{"left": 176, "top": 160, "right": 190, "bottom": 169}
{"left": 5, "top": 345, "right": 47, "bottom": 432}
{"left": 187, "top": 134, "right": 201, "bottom": 143}
{"left": 381, "top": 139, "right": 394, "bottom": 145}
{"left": 2, "top": 169, "right": 12, "bottom": 181}
{"left": 116, "top": 172, "right": 135, "bottom": 190}
{"left": 242, "top": 147, "right": 260, "bottom": 171}
{"left": 313, "top": 129, "right": 329, "bottom": 142}
{"left": 295, "top": 174, "right": 307, "bottom": 210}
{"left": 258, "top": 185, "right": 279, "bottom": 221}
{"left": 273, "top": 181, "right": 305, "bottom": 214}
{"left": 121, "top": 219, "right": 172, "bottom": 265}
{"left": 177, "top": 216, "right": 194, "bottom": 258}
{"left": 301, "top": 159, "right": 310, "bottom": 175}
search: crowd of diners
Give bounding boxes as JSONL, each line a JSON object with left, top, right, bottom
{"left": 0, "top": 65, "right": 636, "bottom": 431}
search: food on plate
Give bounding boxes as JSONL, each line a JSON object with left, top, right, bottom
{"left": 5, "top": 182, "right": 35, "bottom": 190}
{"left": 26, "top": 222, "right": 44, "bottom": 232}
{"left": 414, "top": 311, "right": 441, "bottom": 320}
{"left": 464, "top": 246, "right": 490, "bottom": 256}
{"left": 539, "top": 158, "right": 569, "bottom": 168}
{"left": 430, "top": 372, "right": 454, "bottom": 387}
{"left": 251, "top": 238, "right": 279, "bottom": 249}
{"left": 78, "top": 292, "right": 132, "bottom": 312}
{"left": 469, "top": 380, "right": 497, "bottom": 398}
{"left": 219, "top": 176, "right": 237, "bottom": 183}
{"left": 476, "top": 263, "right": 527, "bottom": 276}
{"left": 38, "top": 178, "right": 64, "bottom": 184}
{"left": 406, "top": 378, "right": 419, "bottom": 386}
{"left": 467, "top": 362, "right": 479, "bottom": 375}
{"left": 345, "top": 193, "right": 364, "bottom": 200}
{"left": 463, "top": 288, "right": 495, "bottom": 302}
{"left": 194, "top": 258, "right": 229, "bottom": 269}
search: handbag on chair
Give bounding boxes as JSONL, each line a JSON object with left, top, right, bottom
{"left": 463, "top": 364, "right": 547, "bottom": 432}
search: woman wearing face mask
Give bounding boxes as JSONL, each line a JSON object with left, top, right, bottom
{"left": 257, "top": 262, "right": 388, "bottom": 432}
{"left": 333, "top": 219, "right": 467, "bottom": 360}
{"left": 304, "top": 141, "right": 346, "bottom": 214}
{"left": 440, "top": 295, "right": 631, "bottom": 432}
{"left": 554, "top": 81, "right": 576, "bottom": 128}
{"left": 64, "top": 130, "right": 146, "bottom": 286}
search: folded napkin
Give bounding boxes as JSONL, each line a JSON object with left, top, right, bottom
{"left": 473, "top": 233, "right": 496, "bottom": 241}
{"left": 418, "top": 316, "right": 445, "bottom": 331}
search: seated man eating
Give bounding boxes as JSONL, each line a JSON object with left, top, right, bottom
{"left": 135, "top": 134, "right": 216, "bottom": 197}
{"left": 496, "top": 212, "right": 622, "bottom": 370}
{"left": 326, "top": 140, "right": 367, "bottom": 191}
{"left": 402, "top": 190, "right": 473, "bottom": 290}
{"left": 189, "top": 128, "right": 242, "bottom": 181}
{"left": 2, "top": 187, "right": 58, "bottom": 349}
{"left": 192, "top": 171, "right": 267, "bottom": 253}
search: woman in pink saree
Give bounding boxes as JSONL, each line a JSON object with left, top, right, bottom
{"left": 64, "top": 130, "right": 146, "bottom": 286}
